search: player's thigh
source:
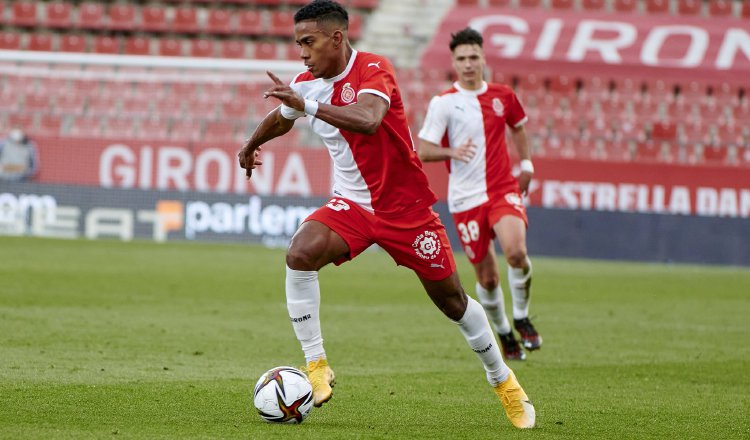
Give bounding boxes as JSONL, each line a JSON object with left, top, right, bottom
{"left": 417, "top": 271, "right": 468, "bottom": 321}
{"left": 287, "top": 220, "right": 351, "bottom": 271}
{"left": 492, "top": 215, "right": 528, "bottom": 264}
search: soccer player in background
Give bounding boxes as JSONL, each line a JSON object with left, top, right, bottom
{"left": 417, "top": 28, "right": 542, "bottom": 361}
{"left": 238, "top": 0, "right": 535, "bottom": 429}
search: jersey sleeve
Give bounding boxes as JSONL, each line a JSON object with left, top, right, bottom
{"left": 506, "top": 91, "right": 528, "bottom": 128}
{"left": 357, "top": 57, "right": 395, "bottom": 106}
{"left": 418, "top": 95, "right": 449, "bottom": 145}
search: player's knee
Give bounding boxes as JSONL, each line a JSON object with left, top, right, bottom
{"left": 505, "top": 249, "right": 528, "bottom": 269}
{"left": 286, "top": 245, "right": 318, "bottom": 271}
{"left": 479, "top": 274, "right": 499, "bottom": 292}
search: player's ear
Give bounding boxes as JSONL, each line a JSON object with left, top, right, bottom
{"left": 332, "top": 29, "right": 344, "bottom": 48}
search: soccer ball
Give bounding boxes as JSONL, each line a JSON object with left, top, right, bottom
{"left": 253, "top": 366, "right": 314, "bottom": 424}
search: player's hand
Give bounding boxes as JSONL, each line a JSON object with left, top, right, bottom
{"left": 264, "top": 71, "right": 304, "bottom": 111}
{"left": 238, "top": 144, "right": 263, "bottom": 179}
{"left": 452, "top": 137, "right": 477, "bottom": 163}
{"left": 518, "top": 171, "right": 532, "bottom": 196}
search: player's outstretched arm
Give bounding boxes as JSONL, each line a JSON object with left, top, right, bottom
{"left": 509, "top": 125, "right": 533, "bottom": 194}
{"left": 238, "top": 107, "right": 294, "bottom": 178}
{"left": 418, "top": 138, "right": 476, "bottom": 163}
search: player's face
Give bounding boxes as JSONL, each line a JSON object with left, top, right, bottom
{"left": 294, "top": 20, "right": 341, "bottom": 79}
{"left": 451, "top": 44, "right": 485, "bottom": 87}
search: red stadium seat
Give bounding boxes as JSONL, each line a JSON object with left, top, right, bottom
{"left": 119, "top": 97, "right": 151, "bottom": 118}
{"left": 141, "top": 5, "right": 168, "bottom": 32}
{"left": 743, "top": 1, "right": 750, "bottom": 19}
{"left": 204, "top": 121, "right": 238, "bottom": 143}
{"left": 254, "top": 42, "right": 279, "bottom": 60}
{"left": 645, "top": 0, "right": 670, "bottom": 14}
{"left": 709, "top": 0, "right": 733, "bottom": 17}
{"left": 581, "top": 0, "right": 606, "bottom": 10}
{"left": 108, "top": 4, "right": 136, "bottom": 31}
{"left": 87, "top": 95, "right": 118, "bottom": 117}
{"left": 202, "top": 83, "right": 232, "bottom": 101}
{"left": 455, "top": 0, "right": 479, "bottom": 5}
{"left": 124, "top": 37, "right": 151, "bottom": 55}
{"left": 190, "top": 39, "right": 215, "bottom": 57}
{"left": 8, "top": 113, "right": 35, "bottom": 132}
{"left": 12, "top": 1, "right": 37, "bottom": 27}
{"left": 487, "top": 0, "right": 511, "bottom": 5}
{"left": 54, "top": 93, "right": 85, "bottom": 115}
{"left": 269, "top": 11, "right": 295, "bottom": 37}
{"left": 38, "top": 115, "right": 62, "bottom": 136}
{"left": 220, "top": 40, "right": 246, "bottom": 58}
{"left": 651, "top": 118, "right": 677, "bottom": 141}
{"left": 206, "top": 9, "right": 232, "bottom": 34}
{"left": 153, "top": 97, "right": 185, "bottom": 118}
{"left": 103, "top": 118, "right": 134, "bottom": 139}
{"left": 0, "top": 3, "right": 3, "bottom": 24}
{"left": 702, "top": 143, "right": 729, "bottom": 164}
{"left": 614, "top": 0, "right": 637, "bottom": 13}
{"left": 221, "top": 101, "right": 250, "bottom": 120}
{"left": 28, "top": 34, "right": 54, "bottom": 51}
{"left": 548, "top": 75, "right": 575, "bottom": 94}
{"left": 237, "top": 10, "right": 264, "bottom": 36}
{"left": 93, "top": 36, "right": 119, "bottom": 54}
{"left": 23, "top": 94, "right": 49, "bottom": 112}
{"left": 350, "top": 0, "right": 380, "bottom": 8}
{"left": 159, "top": 38, "right": 184, "bottom": 56}
{"left": 519, "top": 0, "right": 541, "bottom": 7}
{"left": 0, "top": 32, "right": 21, "bottom": 49}
{"left": 78, "top": 2, "right": 105, "bottom": 30}
{"left": 168, "top": 120, "right": 201, "bottom": 142}
{"left": 285, "top": 42, "right": 301, "bottom": 60}
{"left": 69, "top": 117, "right": 102, "bottom": 137}
{"left": 636, "top": 140, "right": 661, "bottom": 162}
{"left": 59, "top": 34, "right": 87, "bottom": 52}
{"left": 550, "top": 0, "right": 574, "bottom": 10}
{"left": 677, "top": 0, "right": 702, "bottom": 15}
{"left": 44, "top": 2, "right": 73, "bottom": 28}
{"left": 137, "top": 118, "right": 169, "bottom": 140}
{"left": 349, "top": 14, "right": 363, "bottom": 40}
{"left": 173, "top": 7, "right": 199, "bottom": 33}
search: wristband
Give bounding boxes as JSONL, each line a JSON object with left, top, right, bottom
{"left": 520, "top": 159, "right": 534, "bottom": 174}
{"left": 280, "top": 104, "right": 304, "bottom": 120}
{"left": 304, "top": 99, "right": 319, "bottom": 116}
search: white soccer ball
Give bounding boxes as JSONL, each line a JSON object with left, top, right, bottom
{"left": 253, "top": 366, "right": 314, "bottom": 424}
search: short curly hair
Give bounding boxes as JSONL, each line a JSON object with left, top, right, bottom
{"left": 449, "top": 27, "right": 483, "bottom": 51}
{"left": 294, "top": 0, "right": 349, "bottom": 29}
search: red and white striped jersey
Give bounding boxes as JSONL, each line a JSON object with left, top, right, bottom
{"left": 418, "top": 81, "right": 527, "bottom": 213}
{"left": 289, "top": 50, "right": 436, "bottom": 217}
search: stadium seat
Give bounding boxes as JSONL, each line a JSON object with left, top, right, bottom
{"left": 709, "top": 0, "right": 733, "bottom": 17}
{"left": 702, "top": 143, "right": 729, "bottom": 164}
{"left": 220, "top": 40, "right": 247, "bottom": 58}
{"left": 487, "top": 0, "right": 511, "bottom": 6}
{"left": 124, "top": 37, "right": 151, "bottom": 55}
{"left": 349, "top": 14, "right": 363, "bottom": 40}
{"left": 8, "top": 113, "right": 35, "bottom": 132}
{"left": 78, "top": 2, "right": 105, "bottom": 30}
{"left": 159, "top": 38, "right": 184, "bottom": 56}
{"left": 168, "top": 119, "right": 202, "bottom": 142}
{"left": 221, "top": 101, "right": 250, "bottom": 120}
{"left": 677, "top": 0, "right": 702, "bottom": 15}
{"left": 635, "top": 140, "right": 661, "bottom": 162}
{"left": 86, "top": 95, "right": 117, "bottom": 117}
{"left": 11, "top": 1, "right": 37, "bottom": 27}
{"left": 455, "top": 0, "right": 479, "bottom": 6}
{"left": 548, "top": 75, "right": 575, "bottom": 94}
{"left": 173, "top": 7, "right": 199, "bottom": 33}
{"left": 108, "top": 4, "right": 136, "bottom": 31}
{"left": 236, "top": 10, "right": 264, "bottom": 36}
{"left": 204, "top": 121, "right": 239, "bottom": 143}
{"left": 68, "top": 117, "right": 102, "bottom": 137}
{"left": 190, "top": 39, "right": 215, "bottom": 57}
{"left": 518, "top": 0, "right": 541, "bottom": 7}
{"left": 141, "top": 5, "right": 168, "bottom": 32}
{"left": 137, "top": 118, "right": 169, "bottom": 140}
{"left": 743, "top": 1, "right": 750, "bottom": 19}
{"left": 206, "top": 9, "right": 233, "bottom": 34}
{"left": 59, "top": 34, "right": 87, "bottom": 52}
{"left": 254, "top": 42, "right": 279, "bottom": 59}
{"left": 285, "top": 42, "right": 301, "bottom": 60}
{"left": 269, "top": 11, "right": 295, "bottom": 37}
{"left": 28, "top": 34, "right": 54, "bottom": 51}
{"left": 614, "top": 0, "right": 637, "bottom": 13}
{"left": 517, "top": 74, "right": 543, "bottom": 96}
{"left": 550, "top": 0, "right": 574, "bottom": 10}
{"left": 645, "top": 0, "right": 670, "bottom": 14}
{"left": 581, "top": 0, "right": 606, "bottom": 10}
{"left": 651, "top": 118, "right": 677, "bottom": 141}
{"left": 350, "top": 0, "right": 379, "bottom": 8}
{"left": 93, "top": 36, "right": 119, "bottom": 54}
{"left": 44, "top": 2, "right": 73, "bottom": 28}
{"left": 103, "top": 118, "right": 134, "bottom": 139}
{"left": 0, "top": 32, "right": 21, "bottom": 49}
{"left": 119, "top": 97, "right": 151, "bottom": 118}
{"left": 38, "top": 114, "right": 62, "bottom": 136}
{"left": 23, "top": 94, "right": 49, "bottom": 112}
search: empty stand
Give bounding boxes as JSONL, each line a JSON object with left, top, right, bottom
{"left": 12, "top": 1, "right": 38, "bottom": 27}
{"left": 78, "top": 2, "right": 105, "bottom": 30}
{"left": 44, "top": 2, "right": 73, "bottom": 28}
{"left": 108, "top": 4, "right": 136, "bottom": 31}
{"left": 677, "top": 0, "right": 702, "bottom": 15}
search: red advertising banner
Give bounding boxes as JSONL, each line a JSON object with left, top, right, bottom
{"left": 421, "top": 158, "right": 750, "bottom": 218}
{"left": 33, "top": 136, "right": 333, "bottom": 197}
{"left": 421, "top": 7, "right": 750, "bottom": 84}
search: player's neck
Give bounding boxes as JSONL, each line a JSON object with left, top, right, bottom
{"left": 457, "top": 79, "right": 485, "bottom": 91}
{"left": 328, "top": 45, "right": 354, "bottom": 79}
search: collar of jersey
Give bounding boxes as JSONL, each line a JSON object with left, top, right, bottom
{"left": 454, "top": 81, "right": 488, "bottom": 96}
{"left": 323, "top": 49, "right": 359, "bottom": 84}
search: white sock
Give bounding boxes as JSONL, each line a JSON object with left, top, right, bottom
{"left": 508, "top": 257, "right": 532, "bottom": 320}
{"left": 454, "top": 297, "right": 510, "bottom": 386}
{"left": 285, "top": 266, "right": 326, "bottom": 363}
{"left": 475, "top": 282, "right": 512, "bottom": 335}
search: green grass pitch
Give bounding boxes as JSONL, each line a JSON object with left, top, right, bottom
{"left": 1, "top": 236, "right": 748, "bottom": 439}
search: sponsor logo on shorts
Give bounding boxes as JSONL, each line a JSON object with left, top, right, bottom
{"left": 290, "top": 314, "right": 312, "bottom": 323}
{"left": 412, "top": 230, "right": 442, "bottom": 260}
{"left": 325, "top": 198, "right": 350, "bottom": 212}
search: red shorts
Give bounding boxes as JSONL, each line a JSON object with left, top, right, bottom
{"left": 304, "top": 198, "right": 457, "bottom": 281}
{"left": 451, "top": 192, "right": 528, "bottom": 264}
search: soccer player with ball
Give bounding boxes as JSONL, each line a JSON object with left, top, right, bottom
{"left": 238, "top": 0, "right": 535, "bottom": 429}
{"left": 418, "top": 27, "right": 542, "bottom": 362}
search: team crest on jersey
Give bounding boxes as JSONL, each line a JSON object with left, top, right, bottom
{"left": 492, "top": 98, "right": 504, "bottom": 117}
{"left": 505, "top": 193, "right": 523, "bottom": 207}
{"left": 340, "top": 82, "right": 356, "bottom": 104}
{"left": 412, "top": 230, "right": 442, "bottom": 261}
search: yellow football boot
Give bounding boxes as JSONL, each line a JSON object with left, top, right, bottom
{"left": 493, "top": 369, "right": 535, "bottom": 429}
{"left": 305, "top": 358, "right": 335, "bottom": 407}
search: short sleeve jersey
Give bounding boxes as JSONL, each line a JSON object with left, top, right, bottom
{"left": 418, "top": 82, "right": 527, "bottom": 213}
{"left": 289, "top": 50, "right": 436, "bottom": 217}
